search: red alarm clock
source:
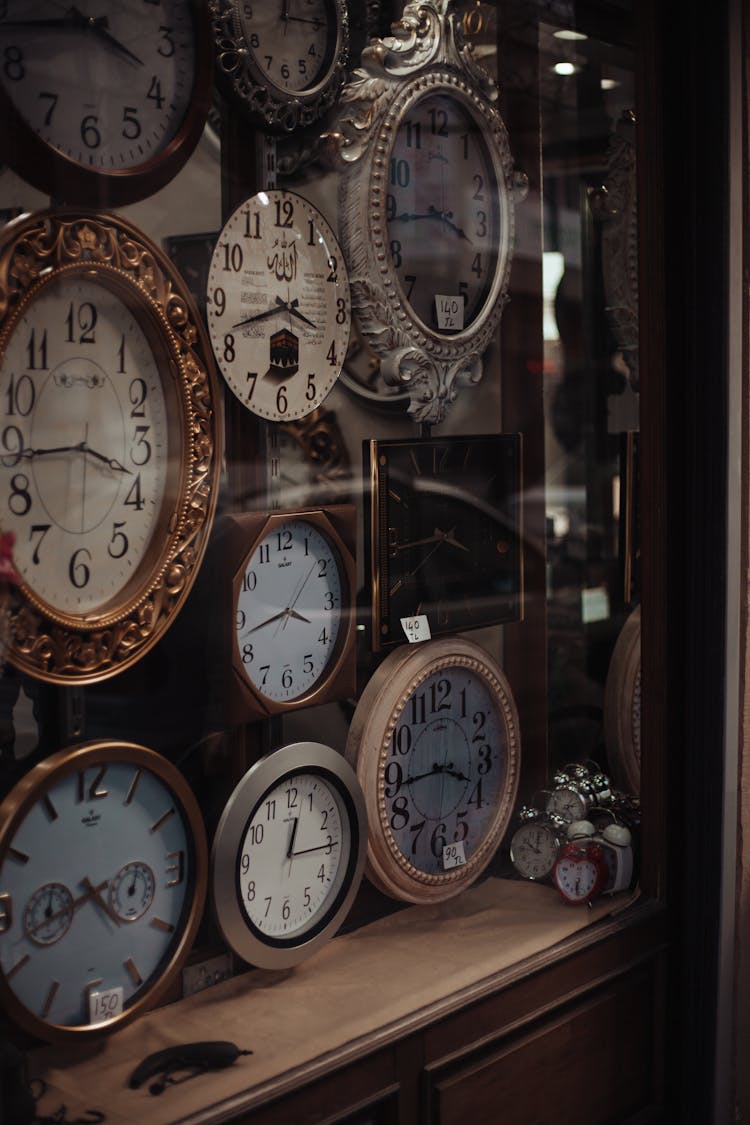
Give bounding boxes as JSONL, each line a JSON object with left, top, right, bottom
{"left": 552, "top": 839, "right": 608, "bottom": 904}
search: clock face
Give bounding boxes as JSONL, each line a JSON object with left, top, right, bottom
{"left": 347, "top": 638, "right": 520, "bottom": 903}
{"left": 510, "top": 822, "right": 559, "bottom": 880}
{"left": 206, "top": 190, "right": 351, "bottom": 422}
{"left": 553, "top": 849, "right": 604, "bottom": 904}
{"left": 0, "top": 275, "right": 170, "bottom": 617}
{"left": 239, "top": 0, "right": 335, "bottom": 95}
{"left": 386, "top": 90, "right": 503, "bottom": 336}
{"left": 234, "top": 517, "right": 345, "bottom": 705}
{"left": 546, "top": 788, "right": 587, "bottom": 823}
{"left": 212, "top": 742, "right": 367, "bottom": 969}
{"left": 0, "top": 742, "right": 206, "bottom": 1039}
{"left": 0, "top": 1, "right": 210, "bottom": 204}
{"left": 368, "top": 434, "right": 522, "bottom": 649}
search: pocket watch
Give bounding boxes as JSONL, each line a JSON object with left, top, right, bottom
{"left": 0, "top": 1, "right": 213, "bottom": 207}
{"left": 552, "top": 836, "right": 608, "bottom": 906}
{"left": 604, "top": 604, "right": 641, "bottom": 795}
{"left": 224, "top": 506, "right": 356, "bottom": 719}
{"left": 345, "top": 637, "right": 520, "bottom": 904}
{"left": 325, "top": 0, "right": 524, "bottom": 423}
{"left": 367, "top": 434, "right": 522, "bottom": 650}
{"left": 206, "top": 190, "right": 351, "bottom": 422}
{"left": 210, "top": 0, "right": 349, "bottom": 133}
{"left": 0, "top": 209, "right": 221, "bottom": 684}
{"left": 211, "top": 741, "right": 367, "bottom": 969}
{"left": 0, "top": 740, "right": 207, "bottom": 1040}
{"left": 509, "top": 806, "right": 566, "bottom": 882}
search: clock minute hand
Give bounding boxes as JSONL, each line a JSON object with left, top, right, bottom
{"left": 290, "top": 839, "right": 339, "bottom": 858}
{"left": 80, "top": 443, "right": 132, "bottom": 475}
{"left": 242, "top": 609, "right": 291, "bottom": 635}
{"left": 68, "top": 7, "right": 144, "bottom": 67}
{"left": 427, "top": 205, "right": 472, "bottom": 242}
{"left": 231, "top": 305, "right": 281, "bottom": 329}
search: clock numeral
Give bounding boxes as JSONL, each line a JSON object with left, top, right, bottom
{"left": 477, "top": 744, "right": 493, "bottom": 774}
{"left": 458, "top": 280, "right": 469, "bottom": 307}
{"left": 460, "top": 132, "right": 470, "bottom": 159}
{"left": 221, "top": 243, "right": 243, "bottom": 272}
{"left": 245, "top": 209, "right": 261, "bottom": 239}
{"left": 429, "top": 108, "right": 448, "bottom": 136}
{"left": 123, "top": 473, "right": 145, "bottom": 511}
{"left": 39, "top": 92, "right": 58, "bottom": 126}
{"left": 249, "top": 33, "right": 260, "bottom": 49}
{"left": 286, "top": 786, "right": 298, "bottom": 810}
{"left": 65, "top": 300, "right": 97, "bottom": 344}
{"left": 389, "top": 240, "right": 402, "bottom": 269}
{"left": 129, "top": 378, "right": 147, "bottom": 416}
{"left": 122, "top": 105, "right": 141, "bottom": 141}
{"left": 466, "top": 778, "right": 485, "bottom": 809}
{"left": 6, "top": 372, "right": 35, "bottom": 415}
{"left": 80, "top": 114, "right": 101, "bottom": 150}
{"left": 242, "top": 643, "right": 253, "bottom": 665}
{"left": 454, "top": 811, "right": 469, "bottom": 843}
{"left": 3, "top": 45, "right": 24, "bottom": 82}
{"left": 323, "top": 591, "right": 334, "bottom": 610}
{"left": 389, "top": 795, "right": 410, "bottom": 830}
{"left": 317, "top": 558, "right": 327, "bottom": 577}
{"left": 326, "top": 341, "right": 337, "bottom": 367}
{"left": 78, "top": 765, "right": 108, "bottom": 802}
{"left": 471, "top": 253, "right": 483, "bottom": 279}
{"left": 0, "top": 893, "right": 13, "bottom": 934}
{"left": 245, "top": 880, "right": 256, "bottom": 903}
{"left": 476, "top": 210, "right": 488, "bottom": 238}
{"left": 246, "top": 371, "right": 258, "bottom": 400}
{"left": 432, "top": 445, "right": 450, "bottom": 474}
{"left": 281, "top": 666, "right": 293, "bottom": 689}
{"left": 276, "top": 529, "right": 293, "bottom": 551}
{"left": 411, "top": 692, "right": 426, "bottom": 725}
{"left": 409, "top": 819, "right": 426, "bottom": 855}
{"left": 303, "top": 653, "right": 314, "bottom": 675}
{"left": 146, "top": 75, "right": 165, "bottom": 110}
{"left": 306, "top": 373, "right": 316, "bottom": 401}
{"left": 404, "top": 275, "right": 416, "bottom": 299}
{"left": 326, "top": 256, "right": 338, "bottom": 283}
{"left": 335, "top": 298, "right": 347, "bottom": 325}
{"left": 316, "top": 865, "right": 325, "bottom": 883}
{"left": 303, "top": 886, "right": 311, "bottom": 908}
{"left": 9, "top": 473, "right": 31, "bottom": 517}
{"left": 390, "top": 158, "right": 410, "bottom": 188}
{"left": 157, "top": 25, "right": 175, "bottom": 58}
{"left": 405, "top": 119, "right": 421, "bottom": 148}
{"left": 430, "top": 678, "right": 452, "bottom": 713}
{"left": 211, "top": 288, "right": 226, "bottom": 317}
{"left": 472, "top": 710, "right": 487, "bottom": 741}
{"left": 276, "top": 385, "right": 288, "bottom": 414}
{"left": 472, "top": 174, "right": 485, "bottom": 201}
{"left": 236, "top": 608, "right": 246, "bottom": 631}
{"left": 265, "top": 800, "right": 276, "bottom": 821}
{"left": 431, "top": 822, "right": 448, "bottom": 858}
{"left": 242, "top": 569, "right": 257, "bottom": 592}
{"left": 130, "top": 425, "right": 152, "bottom": 466}
{"left": 386, "top": 193, "right": 397, "bottom": 221}
{"left": 274, "top": 199, "right": 294, "bottom": 228}
{"left": 165, "top": 850, "right": 184, "bottom": 887}
{"left": 1, "top": 425, "right": 24, "bottom": 467}
{"left": 26, "top": 328, "right": 48, "bottom": 371}
{"left": 248, "top": 825, "right": 264, "bottom": 847}
{"left": 393, "top": 723, "right": 412, "bottom": 755}
{"left": 108, "top": 522, "right": 129, "bottom": 560}
{"left": 282, "top": 898, "right": 291, "bottom": 921}
{"left": 223, "top": 334, "right": 236, "bottom": 363}
{"left": 240, "top": 853, "right": 250, "bottom": 875}
{"left": 258, "top": 544, "right": 270, "bottom": 565}
{"left": 29, "top": 523, "right": 50, "bottom": 564}
{"left": 69, "top": 547, "right": 91, "bottom": 590}
{"left": 384, "top": 760, "right": 403, "bottom": 797}
{"left": 317, "top": 627, "right": 329, "bottom": 645}
{"left": 264, "top": 895, "right": 272, "bottom": 916}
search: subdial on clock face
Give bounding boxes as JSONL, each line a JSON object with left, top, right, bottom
{"left": 23, "top": 882, "right": 74, "bottom": 946}
{"left": 109, "top": 861, "right": 155, "bottom": 922}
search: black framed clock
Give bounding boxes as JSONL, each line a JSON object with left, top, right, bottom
{"left": 366, "top": 434, "right": 523, "bottom": 650}
{"left": 0, "top": 1, "right": 213, "bottom": 208}
{"left": 0, "top": 208, "right": 222, "bottom": 684}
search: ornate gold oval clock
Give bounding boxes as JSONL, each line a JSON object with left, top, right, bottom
{"left": 0, "top": 740, "right": 208, "bottom": 1041}
{"left": 0, "top": 209, "right": 222, "bottom": 684}
{"left": 345, "top": 637, "right": 521, "bottom": 903}
{"left": 325, "top": 0, "right": 526, "bottom": 422}
{"left": 604, "top": 605, "right": 641, "bottom": 795}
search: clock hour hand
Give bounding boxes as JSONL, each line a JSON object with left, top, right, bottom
{"left": 285, "top": 15, "right": 324, "bottom": 27}
{"left": 80, "top": 875, "right": 121, "bottom": 927}
{"left": 427, "top": 205, "right": 472, "bottom": 242}
{"left": 290, "top": 839, "right": 339, "bottom": 858}
{"left": 68, "top": 7, "right": 145, "bottom": 67}
{"left": 242, "top": 609, "right": 291, "bottom": 635}
{"left": 80, "top": 444, "right": 132, "bottom": 475}
{"left": 286, "top": 816, "right": 299, "bottom": 860}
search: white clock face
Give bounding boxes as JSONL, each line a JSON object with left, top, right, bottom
{"left": 206, "top": 190, "right": 351, "bottom": 421}
{"left": 554, "top": 855, "right": 600, "bottom": 902}
{"left": 237, "top": 770, "right": 351, "bottom": 941}
{"left": 239, "top": 0, "right": 333, "bottom": 95}
{"left": 0, "top": 0, "right": 196, "bottom": 171}
{"left": 385, "top": 91, "right": 503, "bottom": 335}
{"left": 0, "top": 275, "right": 170, "bottom": 617}
{"left": 510, "top": 823, "right": 558, "bottom": 880}
{"left": 546, "top": 788, "right": 587, "bottom": 823}
{"left": 0, "top": 751, "right": 198, "bottom": 1033}
{"left": 235, "top": 518, "right": 344, "bottom": 704}
{"left": 382, "top": 665, "right": 509, "bottom": 878}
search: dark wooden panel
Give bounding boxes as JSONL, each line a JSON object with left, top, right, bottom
{"left": 426, "top": 967, "right": 655, "bottom": 1125}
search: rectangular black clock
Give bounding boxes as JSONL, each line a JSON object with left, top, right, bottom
{"left": 366, "top": 433, "right": 523, "bottom": 649}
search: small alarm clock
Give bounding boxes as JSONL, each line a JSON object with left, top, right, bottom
{"left": 552, "top": 836, "right": 608, "bottom": 905}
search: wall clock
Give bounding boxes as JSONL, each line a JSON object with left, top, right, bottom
{"left": 0, "top": 1, "right": 213, "bottom": 208}
{"left": 210, "top": 0, "right": 349, "bottom": 133}
{"left": 0, "top": 209, "right": 222, "bottom": 684}
{"left": 206, "top": 190, "right": 351, "bottom": 422}
{"left": 211, "top": 741, "right": 367, "bottom": 969}
{"left": 345, "top": 637, "right": 520, "bottom": 903}
{"left": 324, "top": 0, "right": 525, "bottom": 423}
{"left": 603, "top": 604, "right": 641, "bottom": 795}
{"left": 366, "top": 433, "right": 522, "bottom": 650}
{"left": 223, "top": 506, "right": 356, "bottom": 720}
{"left": 0, "top": 740, "right": 207, "bottom": 1041}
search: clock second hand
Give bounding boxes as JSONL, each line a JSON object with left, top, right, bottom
{"left": 277, "top": 559, "right": 317, "bottom": 635}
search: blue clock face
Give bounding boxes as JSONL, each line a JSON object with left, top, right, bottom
{"left": 0, "top": 746, "right": 201, "bottom": 1036}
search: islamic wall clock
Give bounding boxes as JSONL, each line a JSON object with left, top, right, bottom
{"left": 325, "top": 0, "right": 525, "bottom": 423}
{"left": 0, "top": 740, "right": 207, "bottom": 1041}
{"left": 0, "top": 209, "right": 221, "bottom": 684}
{"left": 603, "top": 604, "right": 641, "bottom": 795}
{"left": 211, "top": 741, "right": 367, "bottom": 969}
{"left": 367, "top": 433, "right": 522, "bottom": 650}
{"left": 222, "top": 506, "right": 356, "bottom": 720}
{"left": 0, "top": 1, "right": 213, "bottom": 208}
{"left": 206, "top": 190, "right": 351, "bottom": 422}
{"left": 210, "top": 0, "right": 349, "bottom": 133}
{"left": 345, "top": 637, "right": 520, "bottom": 903}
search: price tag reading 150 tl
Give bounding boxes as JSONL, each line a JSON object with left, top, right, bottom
{"left": 89, "top": 986, "right": 124, "bottom": 1025}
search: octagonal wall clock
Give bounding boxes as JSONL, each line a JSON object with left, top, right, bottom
{"left": 324, "top": 0, "right": 527, "bottom": 423}
{"left": 0, "top": 208, "right": 222, "bottom": 684}
{"left": 0, "top": 1, "right": 213, "bottom": 208}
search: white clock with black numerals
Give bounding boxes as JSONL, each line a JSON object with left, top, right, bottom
{"left": 211, "top": 742, "right": 367, "bottom": 969}
{"left": 206, "top": 190, "right": 351, "bottom": 422}
{"left": 346, "top": 638, "right": 521, "bottom": 904}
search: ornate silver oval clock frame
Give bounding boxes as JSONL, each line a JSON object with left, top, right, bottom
{"left": 324, "top": 0, "right": 524, "bottom": 423}
{"left": 210, "top": 0, "right": 350, "bottom": 133}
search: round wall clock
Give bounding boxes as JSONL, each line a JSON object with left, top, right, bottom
{"left": 0, "top": 1, "right": 213, "bottom": 208}
{"left": 211, "top": 741, "right": 367, "bottom": 969}
{"left": 345, "top": 637, "right": 521, "bottom": 904}
{"left": 0, "top": 209, "right": 222, "bottom": 684}
{"left": 229, "top": 506, "right": 356, "bottom": 718}
{"left": 206, "top": 190, "right": 351, "bottom": 422}
{"left": 325, "top": 0, "right": 524, "bottom": 423}
{"left": 603, "top": 604, "right": 641, "bottom": 795}
{"left": 210, "top": 0, "right": 349, "bottom": 133}
{"left": 0, "top": 740, "right": 207, "bottom": 1041}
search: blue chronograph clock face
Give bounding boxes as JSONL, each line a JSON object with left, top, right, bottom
{"left": 0, "top": 741, "right": 206, "bottom": 1040}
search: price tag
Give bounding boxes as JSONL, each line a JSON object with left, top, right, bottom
{"left": 435, "top": 295, "right": 465, "bottom": 332}
{"left": 89, "top": 986, "right": 124, "bottom": 1025}
{"left": 400, "top": 615, "right": 431, "bottom": 644}
{"left": 442, "top": 841, "right": 467, "bottom": 870}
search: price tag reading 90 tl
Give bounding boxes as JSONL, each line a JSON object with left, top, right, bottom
{"left": 443, "top": 841, "right": 467, "bottom": 870}
{"left": 400, "top": 615, "right": 432, "bottom": 644}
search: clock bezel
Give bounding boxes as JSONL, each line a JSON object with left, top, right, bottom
{"left": 0, "top": 740, "right": 208, "bottom": 1042}
{"left": 345, "top": 637, "right": 521, "bottom": 904}
{"left": 211, "top": 741, "right": 367, "bottom": 969}
{"left": 603, "top": 604, "right": 641, "bottom": 795}
{"left": 0, "top": 208, "right": 222, "bottom": 684}
{"left": 0, "top": 0, "right": 214, "bottom": 208}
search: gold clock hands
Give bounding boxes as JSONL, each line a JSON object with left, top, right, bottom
{"left": 25, "top": 878, "right": 109, "bottom": 938}
{"left": 80, "top": 876, "right": 122, "bottom": 927}
{"left": 404, "top": 527, "right": 463, "bottom": 577}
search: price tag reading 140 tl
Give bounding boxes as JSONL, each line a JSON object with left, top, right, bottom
{"left": 401, "top": 616, "right": 432, "bottom": 644}
{"left": 435, "top": 295, "right": 465, "bottom": 332}
{"left": 89, "top": 986, "right": 124, "bottom": 1025}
